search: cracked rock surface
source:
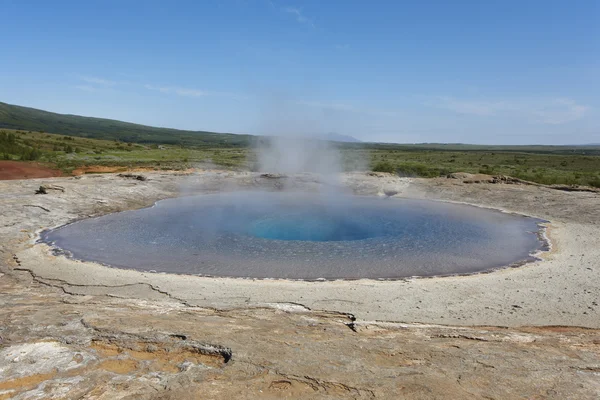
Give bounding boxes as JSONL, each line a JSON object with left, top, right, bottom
{"left": 1, "top": 171, "right": 599, "bottom": 399}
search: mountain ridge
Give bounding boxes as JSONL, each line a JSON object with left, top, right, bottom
{"left": 0, "top": 101, "right": 252, "bottom": 147}
{"left": 0, "top": 101, "right": 366, "bottom": 147}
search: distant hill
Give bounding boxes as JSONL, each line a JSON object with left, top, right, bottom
{"left": 0, "top": 101, "right": 252, "bottom": 147}
{"left": 317, "top": 133, "right": 361, "bottom": 143}
{"left": 0, "top": 102, "right": 367, "bottom": 147}
{"left": 1, "top": 101, "right": 598, "bottom": 155}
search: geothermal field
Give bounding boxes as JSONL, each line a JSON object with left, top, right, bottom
{"left": 1, "top": 147, "right": 599, "bottom": 398}
{"left": 1, "top": 2, "right": 599, "bottom": 397}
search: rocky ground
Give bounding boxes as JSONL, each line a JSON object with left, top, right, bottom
{"left": 1, "top": 171, "right": 599, "bottom": 399}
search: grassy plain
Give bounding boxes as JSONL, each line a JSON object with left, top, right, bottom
{"left": 1, "top": 128, "right": 599, "bottom": 187}
{"left": 366, "top": 148, "right": 600, "bottom": 186}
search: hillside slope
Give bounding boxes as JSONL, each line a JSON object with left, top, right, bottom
{"left": 0, "top": 101, "right": 252, "bottom": 147}
{"left": 2, "top": 101, "right": 599, "bottom": 156}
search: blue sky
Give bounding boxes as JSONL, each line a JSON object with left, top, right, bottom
{"left": 1, "top": 0, "right": 598, "bottom": 144}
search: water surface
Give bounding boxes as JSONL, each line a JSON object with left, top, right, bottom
{"left": 42, "top": 192, "right": 546, "bottom": 279}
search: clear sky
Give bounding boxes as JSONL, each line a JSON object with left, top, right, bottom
{"left": 1, "top": 0, "right": 598, "bottom": 144}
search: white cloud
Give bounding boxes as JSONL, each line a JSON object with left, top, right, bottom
{"left": 144, "top": 84, "right": 169, "bottom": 94}
{"left": 283, "top": 7, "right": 314, "bottom": 27}
{"left": 144, "top": 84, "right": 246, "bottom": 100}
{"left": 427, "top": 95, "right": 590, "bottom": 124}
{"left": 144, "top": 84, "right": 205, "bottom": 97}
{"left": 173, "top": 88, "right": 207, "bottom": 97}
{"left": 80, "top": 76, "right": 117, "bottom": 86}
{"left": 74, "top": 85, "right": 96, "bottom": 92}
{"left": 429, "top": 96, "right": 504, "bottom": 116}
{"left": 298, "top": 99, "right": 399, "bottom": 117}
{"left": 532, "top": 98, "right": 590, "bottom": 124}
{"left": 297, "top": 100, "right": 356, "bottom": 112}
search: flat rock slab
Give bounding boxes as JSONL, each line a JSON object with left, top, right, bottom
{"left": 1, "top": 270, "right": 599, "bottom": 399}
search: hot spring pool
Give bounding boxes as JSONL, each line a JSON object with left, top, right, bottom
{"left": 42, "top": 192, "right": 546, "bottom": 279}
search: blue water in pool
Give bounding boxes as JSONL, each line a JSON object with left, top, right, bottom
{"left": 250, "top": 213, "right": 388, "bottom": 241}
{"left": 42, "top": 192, "right": 546, "bottom": 279}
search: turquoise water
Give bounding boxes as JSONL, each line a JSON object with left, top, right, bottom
{"left": 250, "top": 213, "right": 389, "bottom": 241}
{"left": 42, "top": 192, "right": 546, "bottom": 279}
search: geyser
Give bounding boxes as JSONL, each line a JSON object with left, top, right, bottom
{"left": 42, "top": 192, "right": 546, "bottom": 280}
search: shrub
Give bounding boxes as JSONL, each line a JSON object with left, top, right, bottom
{"left": 372, "top": 161, "right": 449, "bottom": 178}
{"left": 20, "top": 147, "right": 41, "bottom": 161}
{"left": 479, "top": 164, "right": 494, "bottom": 174}
{"left": 588, "top": 176, "right": 600, "bottom": 188}
{"left": 372, "top": 161, "right": 396, "bottom": 174}
{"left": 563, "top": 174, "right": 577, "bottom": 185}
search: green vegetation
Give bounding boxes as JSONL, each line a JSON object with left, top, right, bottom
{"left": 2, "top": 128, "right": 598, "bottom": 187}
{"left": 0, "top": 101, "right": 252, "bottom": 147}
{"left": 371, "top": 159, "right": 450, "bottom": 177}
{"left": 340, "top": 141, "right": 600, "bottom": 156}
{"left": 365, "top": 148, "right": 600, "bottom": 186}
{"left": 0, "top": 129, "right": 250, "bottom": 173}
{"left": 1, "top": 100, "right": 599, "bottom": 187}
{"left": 0, "top": 130, "right": 43, "bottom": 160}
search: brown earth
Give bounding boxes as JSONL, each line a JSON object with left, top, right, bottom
{"left": 0, "top": 161, "right": 180, "bottom": 180}
{"left": 0, "top": 161, "right": 62, "bottom": 180}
